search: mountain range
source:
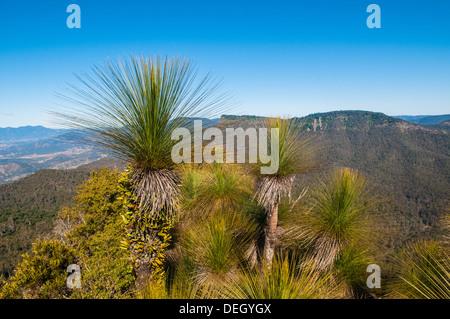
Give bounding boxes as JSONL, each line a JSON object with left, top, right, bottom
{"left": 393, "top": 114, "right": 450, "bottom": 126}
{"left": 0, "top": 127, "right": 108, "bottom": 183}
{"left": 0, "top": 111, "right": 449, "bottom": 277}
{"left": 0, "top": 118, "right": 221, "bottom": 184}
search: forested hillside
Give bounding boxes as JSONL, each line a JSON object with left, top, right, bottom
{"left": 0, "top": 158, "right": 124, "bottom": 277}
{"left": 0, "top": 111, "right": 448, "bottom": 279}
{"left": 220, "top": 111, "right": 450, "bottom": 243}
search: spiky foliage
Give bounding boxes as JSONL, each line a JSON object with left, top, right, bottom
{"left": 292, "top": 168, "right": 381, "bottom": 270}
{"left": 179, "top": 165, "right": 203, "bottom": 209}
{"left": 137, "top": 274, "right": 200, "bottom": 299}
{"left": 136, "top": 261, "right": 203, "bottom": 299}
{"left": 254, "top": 117, "right": 318, "bottom": 210}
{"left": 180, "top": 212, "right": 258, "bottom": 295}
{"left": 253, "top": 117, "right": 318, "bottom": 266}
{"left": 52, "top": 55, "right": 232, "bottom": 216}
{"left": 333, "top": 246, "right": 373, "bottom": 298}
{"left": 221, "top": 254, "right": 343, "bottom": 299}
{"left": 177, "top": 163, "right": 257, "bottom": 272}
{"left": 389, "top": 241, "right": 450, "bottom": 299}
{"left": 182, "top": 163, "right": 253, "bottom": 216}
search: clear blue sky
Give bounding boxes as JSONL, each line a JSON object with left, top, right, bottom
{"left": 0, "top": 0, "right": 449, "bottom": 127}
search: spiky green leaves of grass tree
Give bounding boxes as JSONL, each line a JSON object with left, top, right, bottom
{"left": 253, "top": 117, "right": 318, "bottom": 209}
{"left": 180, "top": 212, "right": 258, "bottom": 296}
{"left": 53, "top": 55, "right": 232, "bottom": 291}
{"left": 301, "top": 168, "right": 381, "bottom": 268}
{"left": 138, "top": 210, "right": 259, "bottom": 299}
{"left": 333, "top": 245, "right": 374, "bottom": 298}
{"left": 221, "top": 254, "right": 343, "bottom": 299}
{"left": 389, "top": 241, "right": 450, "bottom": 299}
{"left": 282, "top": 168, "right": 384, "bottom": 297}
{"left": 136, "top": 270, "right": 202, "bottom": 299}
{"left": 179, "top": 165, "right": 203, "bottom": 209}
{"left": 180, "top": 163, "right": 253, "bottom": 216}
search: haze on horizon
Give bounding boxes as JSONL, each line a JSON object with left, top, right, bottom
{"left": 1, "top": 0, "right": 449, "bottom": 128}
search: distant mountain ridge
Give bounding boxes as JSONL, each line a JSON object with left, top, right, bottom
{"left": 0, "top": 117, "right": 221, "bottom": 142}
{"left": 0, "top": 126, "right": 64, "bottom": 142}
{"left": 1, "top": 113, "right": 447, "bottom": 183}
{"left": 394, "top": 114, "right": 450, "bottom": 126}
{"left": 0, "top": 118, "right": 221, "bottom": 183}
{"left": 0, "top": 128, "right": 108, "bottom": 183}
{"left": 219, "top": 111, "right": 449, "bottom": 133}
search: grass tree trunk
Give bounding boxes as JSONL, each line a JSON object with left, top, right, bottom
{"left": 264, "top": 202, "right": 279, "bottom": 268}
{"left": 135, "top": 262, "right": 152, "bottom": 288}
{"left": 131, "top": 217, "right": 172, "bottom": 289}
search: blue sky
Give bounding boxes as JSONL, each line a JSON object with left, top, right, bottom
{"left": 0, "top": 0, "right": 449, "bottom": 127}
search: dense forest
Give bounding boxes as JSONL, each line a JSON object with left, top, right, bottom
{"left": 0, "top": 158, "right": 124, "bottom": 277}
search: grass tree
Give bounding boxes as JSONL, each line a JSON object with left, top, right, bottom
{"left": 388, "top": 213, "right": 450, "bottom": 299}
{"left": 52, "top": 55, "right": 231, "bottom": 286}
{"left": 253, "top": 117, "right": 318, "bottom": 268}
{"left": 221, "top": 254, "right": 343, "bottom": 299}
{"left": 283, "top": 168, "right": 383, "bottom": 297}
{"left": 183, "top": 163, "right": 253, "bottom": 216}
{"left": 389, "top": 241, "right": 450, "bottom": 299}
{"left": 181, "top": 212, "right": 258, "bottom": 296}
{"left": 302, "top": 168, "right": 381, "bottom": 270}
{"left": 171, "top": 164, "right": 257, "bottom": 296}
